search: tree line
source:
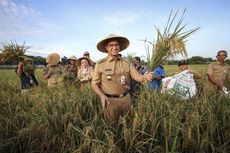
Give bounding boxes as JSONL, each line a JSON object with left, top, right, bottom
{"left": 0, "top": 41, "right": 229, "bottom": 65}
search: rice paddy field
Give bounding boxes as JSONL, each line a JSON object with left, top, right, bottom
{"left": 0, "top": 65, "right": 229, "bottom": 153}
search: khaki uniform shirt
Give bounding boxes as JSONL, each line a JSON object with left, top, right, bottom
{"left": 47, "top": 65, "right": 66, "bottom": 87}
{"left": 92, "top": 56, "right": 147, "bottom": 95}
{"left": 206, "top": 62, "right": 230, "bottom": 91}
{"left": 66, "top": 64, "right": 78, "bottom": 79}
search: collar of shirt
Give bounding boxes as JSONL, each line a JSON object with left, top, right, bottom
{"left": 216, "top": 61, "right": 225, "bottom": 66}
{"left": 107, "top": 55, "right": 121, "bottom": 62}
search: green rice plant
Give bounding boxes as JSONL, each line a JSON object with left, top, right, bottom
{"left": 146, "top": 9, "right": 200, "bottom": 71}
{"left": 0, "top": 68, "right": 229, "bottom": 153}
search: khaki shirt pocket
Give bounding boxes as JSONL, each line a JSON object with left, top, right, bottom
{"left": 103, "top": 69, "right": 114, "bottom": 81}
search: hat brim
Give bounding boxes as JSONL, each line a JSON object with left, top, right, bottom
{"left": 76, "top": 57, "right": 92, "bottom": 67}
{"left": 46, "top": 53, "right": 60, "bottom": 65}
{"left": 68, "top": 56, "right": 77, "bottom": 61}
{"left": 97, "top": 36, "right": 130, "bottom": 53}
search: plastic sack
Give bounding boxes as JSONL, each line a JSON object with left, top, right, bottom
{"left": 161, "top": 70, "right": 197, "bottom": 99}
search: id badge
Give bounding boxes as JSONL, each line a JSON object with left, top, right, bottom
{"left": 120, "top": 75, "right": 125, "bottom": 84}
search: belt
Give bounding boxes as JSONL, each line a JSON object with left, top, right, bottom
{"left": 105, "top": 92, "right": 128, "bottom": 98}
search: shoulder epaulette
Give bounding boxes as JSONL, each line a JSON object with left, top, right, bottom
{"left": 122, "top": 58, "right": 131, "bottom": 64}
{"left": 96, "top": 57, "right": 107, "bottom": 64}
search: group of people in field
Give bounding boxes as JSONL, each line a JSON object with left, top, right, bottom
{"left": 43, "top": 51, "right": 94, "bottom": 89}
{"left": 16, "top": 34, "right": 230, "bottom": 126}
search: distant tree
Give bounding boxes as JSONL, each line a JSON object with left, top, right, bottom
{"left": 225, "top": 59, "right": 230, "bottom": 64}
{"left": 166, "top": 60, "right": 179, "bottom": 65}
{"left": 0, "top": 41, "right": 30, "bottom": 64}
{"left": 204, "top": 57, "right": 213, "bottom": 63}
{"left": 27, "top": 55, "right": 46, "bottom": 65}
{"left": 188, "top": 56, "right": 206, "bottom": 64}
{"left": 61, "top": 56, "right": 68, "bottom": 65}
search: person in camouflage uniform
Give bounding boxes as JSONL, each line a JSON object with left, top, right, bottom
{"left": 65, "top": 55, "right": 79, "bottom": 87}
{"left": 43, "top": 53, "right": 67, "bottom": 87}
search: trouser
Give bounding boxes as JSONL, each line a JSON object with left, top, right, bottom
{"left": 103, "top": 93, "right": 131, "bottom": 126}
{"left": 204, "top": 84, "right": 223, "bottom": 97}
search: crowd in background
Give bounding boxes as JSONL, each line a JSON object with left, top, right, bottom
{"left": 15, "top": 33, "right": 230, "bottom": 126}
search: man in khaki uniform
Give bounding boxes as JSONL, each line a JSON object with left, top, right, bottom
{"left": 44, "top": 53, "right": 66, "bottom": 87}
{"left": 205, "top": 50, "right": 230, "bottom": 96}
{"left": 92, "top": 34, "right": 153, "bottom": 125}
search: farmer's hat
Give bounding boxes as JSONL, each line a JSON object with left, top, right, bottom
{"left": 46, "top": 53, "right": 60, "bottom": 65}
{"left": 68, "top": 55, "right": 77, "bottom": 61}
{"left": 76, "top": 57, "right": 92, "bottom": 67}
{"left": 178, "top": 60, "right": 188, "bottom": 66}
{"left": 97, "top": 34, "right": 130, "bottom": 53}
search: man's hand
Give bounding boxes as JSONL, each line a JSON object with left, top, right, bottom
{"left": 47, "top": 67, "right": 54, "bottom": 76}
{"left": 144, "top": 72, "right": 153, "bottom": 81}
{"left": 100, "top": 94, "right": 110, "bottom": 109}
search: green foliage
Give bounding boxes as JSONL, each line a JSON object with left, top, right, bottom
{"left": 29, "top": 56, "right": 46, "bottom": 65}
{"left": 61, "top": 56, "right": 68, "bottom": 65}
{"left": 0, "top": 67, "right": 229, "bottom": 153}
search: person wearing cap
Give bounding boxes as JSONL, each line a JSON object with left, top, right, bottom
{"left": 177, "top": 59, "right": 202, "bottom": 94}
{"left": 43, "top": 53, "right": 67, "bottom": 87}
{"left": 83, "top": 51, "right": 95, "bottom": 67}
{"left": 204, "top": 50, "right": 230, "bottom": 96}
{"left": 83, "top": 51, "right": 90, "bottom": 58}
{"left": 65, "top": 55, "right": 78, "bottom": 86}
{"left": 16, "top": 56, "right": 38, "bottom": 92}
{"left": 92, "top": 34, "right": 153, "bottom": 125}
{"left": 77, "top": 57, "right": 94, "bottom": 88}
{"left": 178, "top": 60, "right": 201, "bottom": 79}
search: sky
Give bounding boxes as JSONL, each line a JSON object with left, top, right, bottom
{"left": 0, "top": 0, "right": 230, "bottom": 61}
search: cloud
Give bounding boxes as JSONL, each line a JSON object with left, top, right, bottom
{"left": 104, "top": 11, "right": 139, "bottom": 27}
{"left": 0, "top": 0, "right": 58, "bottom": 40}
{"left": 102, "top": 11, "right": 140, "bottom": 33}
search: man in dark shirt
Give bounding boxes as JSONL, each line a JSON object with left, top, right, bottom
{"left": 16, "top": 56, "right": 38, "bottom": 92}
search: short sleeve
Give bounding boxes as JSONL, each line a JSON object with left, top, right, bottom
{"left": 130, "top": 64, "right": 147, "bottom": 84}
{"left": 91, "top": 63, "right": 101, "bottom": 84}
{"left": 207, "top": 63, "right": 213, "bottom": 75}
{"left": 153, "top": 66, "right": 165, "bottom": 78}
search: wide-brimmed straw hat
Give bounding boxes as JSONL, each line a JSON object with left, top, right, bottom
{"left": 68, "top": 55, "right": 77, "bottom": 61}
{"left": 19, "top": 56, "right": 33, "bottom": 62}
{"left": 97, "top": 34, "right": 130, "bottom": 53}
{"left": 76, "top": 57, "right": 92, "bottom": 67}
{"left": 46, "top": 53, "right": 60, "bottom": 65}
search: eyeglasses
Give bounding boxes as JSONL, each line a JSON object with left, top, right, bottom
{"left": 107, "top": 43, "right": 120, "bottom": 48}
{"left": 217, "top": 54, "right": 227, "bottom": 57}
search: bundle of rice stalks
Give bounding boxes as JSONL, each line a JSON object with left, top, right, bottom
{"left": 147, "top": 9, "right": 200, "bottom": 71}
{"left": 0, "top": 41, "right": 30, "bottom": 64}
